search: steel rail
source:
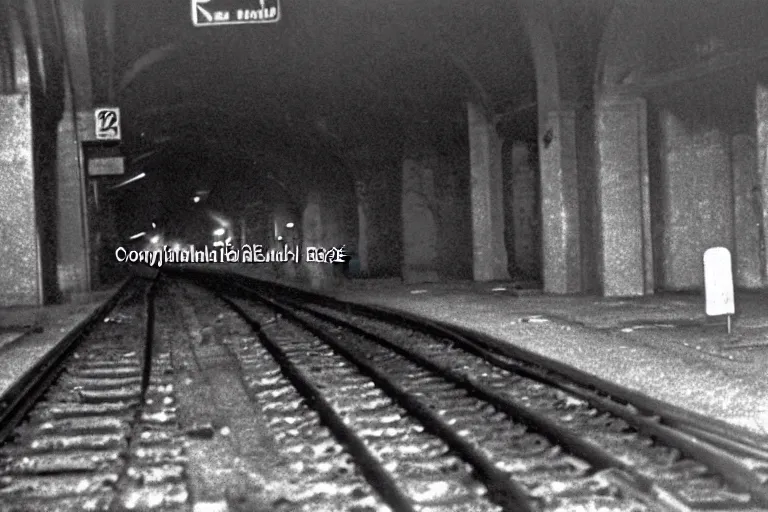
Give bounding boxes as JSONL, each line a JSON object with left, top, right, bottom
{"left": 220, "top": 289, "right": 536, "bottom": 512}
{"left": 218, "top": 293, "right": 419, "bottom": 512}
{"left": 267, "top": 294, "right": 768, "bottom": 507}
{"left": 183, "top": 269, "right": 768, "bottom": 455}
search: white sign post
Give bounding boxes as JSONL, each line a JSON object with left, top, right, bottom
{"left": 703, "top": 247, "right": 735, "bottom": 334}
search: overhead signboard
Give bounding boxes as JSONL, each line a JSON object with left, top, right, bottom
{"left": 94, "top": 107, "right": 121, "bottom": 141}
{"left": 192, "top": 0, "right": 280, "bottom": 27}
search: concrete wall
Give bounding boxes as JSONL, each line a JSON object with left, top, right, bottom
{"left": 401, "top": 140, "right": 440, "bottom": 283}
{"left": 358, "top": 159, "right": 402, "bottom": 278}
{"left": 731, "top": 133, "right": 763, "bottom": 288}
{"left": 435, "top": 151, "right": 472, "bottom": 280}
{"left": 505, "top": 141, "right": 541, "bottom": 281}
{"left": 658, "top": 107, "right": 733, "bottom": 290}
{"left": 400, "top": 127, "right": 473, "bottom": 283}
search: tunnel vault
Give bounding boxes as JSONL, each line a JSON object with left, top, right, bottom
{"left": 5, "top": 0, "right": 768, "bottom": 304}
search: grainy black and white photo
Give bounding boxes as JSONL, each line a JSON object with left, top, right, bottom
{"left": 0, "top": 0, "right": 767, "bottom": 510}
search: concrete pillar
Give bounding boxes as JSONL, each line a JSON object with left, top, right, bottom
{"left": 0, "top": 93, "right": 42, "bottom": 305}
{"left": 57, "top": 0, "right": 92, "bottom": 295}
{"left": 401, "top": 137, "right": 439, "bottom": 283}
{"left": 596, "top": 97, "right": 653, "bottom": 296}
{"left": 0, "top": 8, "right": 55, "bottom": 306}
{"left": 467, "top": 102, "right": 509, "bottom": 282}
{"left": 354, "top": 179, "right": 369, "bottom": 276}
{"left": 732, "top": 134, "right": 762, "bottom": 288}
{"left": 539, "top": 110, "right": 580, "bottom": 293}
{"left": 56, "top": 108, "right": 90, "bottom": 294}
{"left": 756, "top": 83, "right": 768, "bottom": 286}
{"left": 300, "top": 190, "right": 343, "bottom": 289}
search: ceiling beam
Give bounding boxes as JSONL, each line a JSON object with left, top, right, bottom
{"left": 612, "top": 40, "right": 768, "bottom": 96}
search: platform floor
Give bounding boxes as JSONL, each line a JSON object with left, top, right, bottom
{"left": 0, "top": 288, "right": 121, "bottom": 398}
{"left": 229, "top": 267, "right": 768, "bottom": 437}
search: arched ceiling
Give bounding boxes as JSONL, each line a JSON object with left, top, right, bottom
{"left": 101, "top": 0, "right": 536, "bottom": 156}
{"left": 83, "top": 0, "right": 541, "bottom": 236}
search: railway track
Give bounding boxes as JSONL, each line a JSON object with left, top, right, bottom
{"left": 0, "top": 279, "right": 188, "bottom": 512}
{"left": 178, "top": 269, "right": 768, "bottom": 511}
{"left": 2, "top": 270, "right": 768, "bottom": 511}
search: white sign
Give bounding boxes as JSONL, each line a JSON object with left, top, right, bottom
{"left": 703, "top": 247, "right": 735, "bottom": 316}
{"left": 88, "top": 157, "right": 125, "bottom": 176}
{"left": 192, "top": 0, "right": 280, "bottom": 27}
{"left": 94, "top": 108, "right": 121, "bottom": 141}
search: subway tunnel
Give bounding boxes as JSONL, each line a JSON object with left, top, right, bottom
{"left": 3, "top": 2, "right": 768, "bottom": 511}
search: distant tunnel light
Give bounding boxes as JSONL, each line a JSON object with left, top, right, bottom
{"left": 111, "top": 172, "right": 146, "bottom": 190}
{"left": 286, "top": 222, "right": 295, "bottom": 229}
{"left": 213, "top": 227, "right": 226, "bottom": 236}
{"left": 129, "top": 231, "right": 147, "bottom": 240}
{"left": 150, "top": 235, "right": 160, "bottom": 244}
{"left": 193, "top": 196, "right": 201, "bottom": 203}
{"left": 151, "top": 222, "right": 157, "bottom": 229}
{"left": 277, "top": 235, "right": 283, "bottom": 241}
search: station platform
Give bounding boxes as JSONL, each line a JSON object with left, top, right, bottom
{"left": 0, "top": 287, "right": 123, "bottom": 401}
{"left": 228, "top": 266, "right": 768, "bottom": 437}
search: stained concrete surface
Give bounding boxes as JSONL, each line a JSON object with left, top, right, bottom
{"left": 0, "top": 93, "right": 40, "bottom": 306}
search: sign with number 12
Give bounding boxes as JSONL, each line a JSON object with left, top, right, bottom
{"left": 95, "top": 108, "right": 121, "bottom": 141}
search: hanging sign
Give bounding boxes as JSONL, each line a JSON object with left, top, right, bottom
{"left": 192, "top": 0, "right": 280, "bottom": 26}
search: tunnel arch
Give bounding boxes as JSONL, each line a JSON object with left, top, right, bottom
{"left": 515, "top": 0, "right": 561, "bottom": 131}
{"left": 118, "top": 43, "right": 178, "bottom": 93}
